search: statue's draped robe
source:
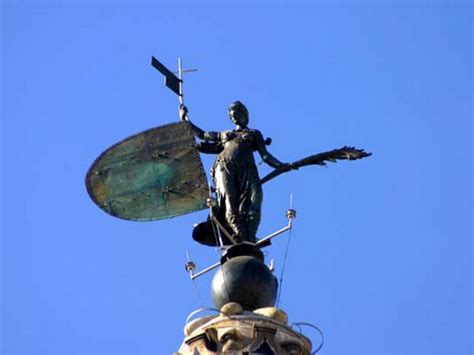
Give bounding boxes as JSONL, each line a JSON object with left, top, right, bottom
{"left": 210, "top": 129, "right": 264, "bottom": 243}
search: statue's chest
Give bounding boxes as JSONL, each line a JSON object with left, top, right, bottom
{"left": 222, "top": 130, "right": 255, "bottom": 145}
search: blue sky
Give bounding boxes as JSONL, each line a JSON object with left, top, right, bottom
{"left": 1, "top": 1, "right": 472, "bottom": 354}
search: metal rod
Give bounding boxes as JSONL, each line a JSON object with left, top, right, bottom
{"left": 191, "top": 260, "right": 221, "bottom": 280}
{"left": 178, "top": 57, "right": 184, "bottom": 105}
{"left": 211, "top": 216, "right": 237, "bottom": 245}
{"left": 208, "top": 190, "right": 225, "bottom": 247}
{"left": 174, "top": 69, "right": 198, "bottom": 74}
{"left": 211, "top": 215, "right": 224, "bottom": 248}
{"left": 255, "top": 224, "right": 292, "bottom": 247}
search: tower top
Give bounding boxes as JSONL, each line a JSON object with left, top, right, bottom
{"left": 177, "top": 303, "right": 313, "bottom": 354}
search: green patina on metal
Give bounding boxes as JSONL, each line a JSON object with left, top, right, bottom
{"left": 86, "top": 122, "right": 209, "bottom": 221}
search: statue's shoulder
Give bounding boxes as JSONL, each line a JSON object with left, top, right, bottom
{"left": 248, "top": 128, "right": 264, "bottom": 140}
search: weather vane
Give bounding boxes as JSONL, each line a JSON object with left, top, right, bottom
{"left": 85, "top": 55, "right": 371, "bottom": 353}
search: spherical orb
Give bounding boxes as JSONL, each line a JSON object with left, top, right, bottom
{"left": 211, "top": 256, "right": 278, "bottom": 310}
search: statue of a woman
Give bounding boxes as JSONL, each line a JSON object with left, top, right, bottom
{"left": 180, "top": 101, "right": 286, "bottom": 244}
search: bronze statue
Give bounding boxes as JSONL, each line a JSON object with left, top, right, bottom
{"left": 86, "top": 56, "right": 371, "bottom": 247}
{"left": 180, "top": 101, "right": 287, "bottom": 244}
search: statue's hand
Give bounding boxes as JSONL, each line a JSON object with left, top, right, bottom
{"left": 179, "top": 104, "right": 189, "bottom": 121}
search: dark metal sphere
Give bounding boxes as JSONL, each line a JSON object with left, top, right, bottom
{"left": 211, "top": 256, "right": 278, "bottom": 311}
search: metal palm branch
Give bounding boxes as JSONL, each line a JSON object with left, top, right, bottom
{"left": 261, "top": 146, "right": 372, "bottom": 184}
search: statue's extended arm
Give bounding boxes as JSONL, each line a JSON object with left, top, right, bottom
{"left": 180, "top": 105, "right": 220, "bottom": 142}
{"left": 255, "top": 130, "right": 286, "bottom": 169}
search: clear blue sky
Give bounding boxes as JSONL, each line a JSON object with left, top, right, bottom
{"left": 1, "top": 1, "right": 472, "bottom": 354}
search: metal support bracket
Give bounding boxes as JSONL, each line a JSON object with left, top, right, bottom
{"left": 185, "top": 208, "right": 297, "bottom": 281}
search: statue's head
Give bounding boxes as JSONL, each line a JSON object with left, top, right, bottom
{"left": 229, "top": 101, "right": 249, "bottom": 127}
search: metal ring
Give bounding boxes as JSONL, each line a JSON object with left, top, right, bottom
{"left": 291, "top": 322, "right": 324, "bottom": 354}
{"left": 185, "top": 307, "right": 221, "bottom": 324}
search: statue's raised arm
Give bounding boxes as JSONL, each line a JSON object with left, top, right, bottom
{"left": 179, "top": 104, "right": 216, "bottom": 139}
